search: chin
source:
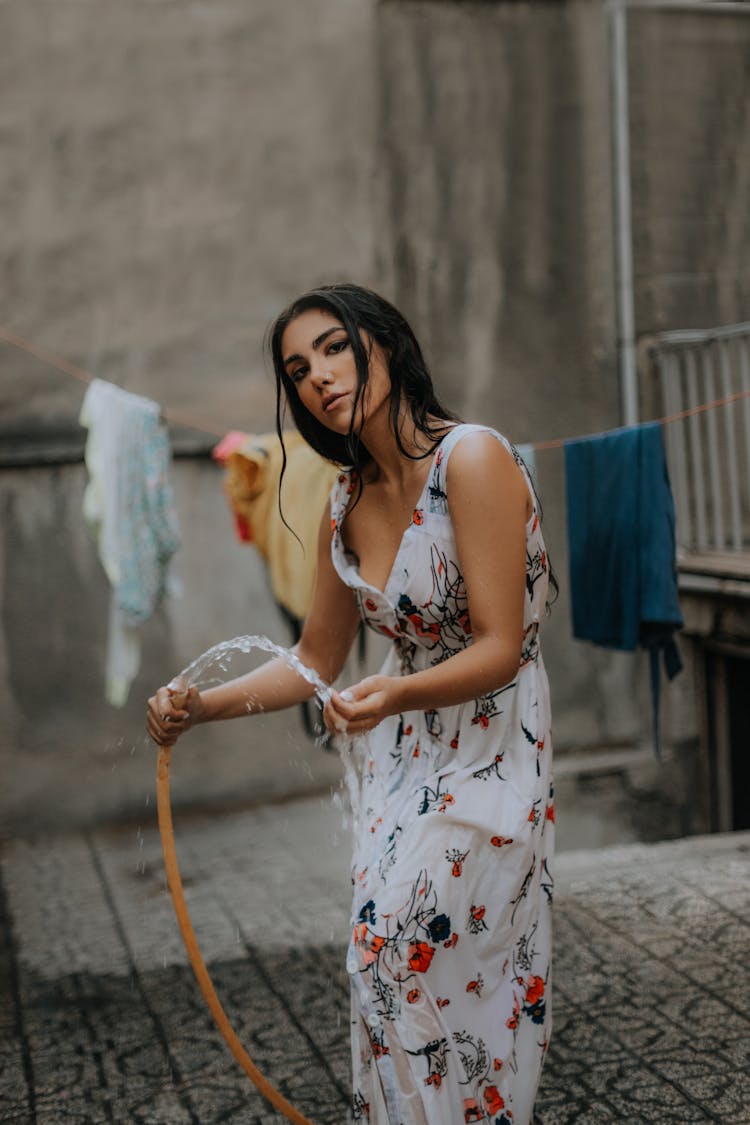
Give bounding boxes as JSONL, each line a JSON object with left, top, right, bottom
{"left": 321, "top": 412, "right": 355, "bottom": 434}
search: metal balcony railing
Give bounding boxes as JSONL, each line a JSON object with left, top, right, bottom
{"left": 650, "top": 322, "right": 750, "bottom": 568}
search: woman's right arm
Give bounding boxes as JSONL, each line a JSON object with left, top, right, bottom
{"left": 146, "top": 500, "right": 360, "bottom": 746}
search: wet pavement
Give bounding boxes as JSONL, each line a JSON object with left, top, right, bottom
{"left": 1, "top": 793, "right": 749, "bottom": 1124}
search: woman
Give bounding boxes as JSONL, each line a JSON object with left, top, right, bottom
{"left": 147, "top": 284, "right": 554, "bottom": 1125}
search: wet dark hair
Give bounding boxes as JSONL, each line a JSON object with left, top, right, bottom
{"left": 269, "top": 283, "right": 459, "bottom": 474}
{"left": 268, "top": 282, "right": 558, "bottom": 605}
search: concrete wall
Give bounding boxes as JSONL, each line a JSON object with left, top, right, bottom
{"left": 374, "top": 0, "right": 638, "bottom": 751}
{"left": 628, "top": 4, "right": 750, "bottom": 335}
{"left": 0, "top": 0, "right": 379, "bottom": 833}
{"left": 371, "top": 0, "right": 750, "bottom": 835}
{"left": 0, "top": 459, "right": 347, "bottom": 835}
{"left": 3, "top": 0, "right": 746, "bottom": 835}
{"left": 0, "top": 0, "right": 378, "bottom": 458}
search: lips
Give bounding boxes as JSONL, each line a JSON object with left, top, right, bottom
{"left": 322, "top": 392, "right": 347, "bottom": 413}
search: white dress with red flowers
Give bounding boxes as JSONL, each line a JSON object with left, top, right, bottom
{"left": 329, "top": 424, "right": 553, "bottom": 1125}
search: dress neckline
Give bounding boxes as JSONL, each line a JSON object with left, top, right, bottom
{"left": 340, "top": 426, "right": 460, "bottom": 599}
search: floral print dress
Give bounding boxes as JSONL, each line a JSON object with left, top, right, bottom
{"left": 329, "top": 424, "right": 553, "bottom": 1125}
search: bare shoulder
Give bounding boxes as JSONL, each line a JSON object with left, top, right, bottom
{"left": 446, "top": 430, "right": 530, "bottom": 513}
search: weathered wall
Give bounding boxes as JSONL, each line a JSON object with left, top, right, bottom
{"left": 0, "top": 0, "right": 379, "bottom": 833}
{"left": 374, "top": 0, "right": 636, "bottom": 751}
{"left": 3, "top": 0, "right": 745, "bottom": 834}
{"left": 627, "top": 1, "right": 750, "bottom": 833}
{"left": 0, "top": 0, "right": 378, "bottom": 458}
{"left": 371, "top": 0, "right": 750, "bottom": 833}
{"left": 0, "top": 459, "right": 347, "bottom": 835}
{"left": 628, "top": 5, "right": 750, "bottom": 336}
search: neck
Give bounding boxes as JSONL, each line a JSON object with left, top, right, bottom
{"left": 359, "top": 400, "right": 450, "bottom": 488}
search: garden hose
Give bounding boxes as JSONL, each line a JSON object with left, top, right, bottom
{"left": 156, "top": 741, "right": 316, "bottom": 1125}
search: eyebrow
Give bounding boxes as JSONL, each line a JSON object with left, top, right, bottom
{"left": 283, "top": 326, "right": 343, "bottom": 368}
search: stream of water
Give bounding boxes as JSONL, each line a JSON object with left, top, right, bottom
{"left": 176, "top": 634, "right": 365, "bottom": 832}
{"left": 179, "top": 633, "right": 332, "bottom": 703}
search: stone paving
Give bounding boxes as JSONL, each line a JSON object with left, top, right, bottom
{"left": 1, "top": 795, "right": 749, "bottom": 1124}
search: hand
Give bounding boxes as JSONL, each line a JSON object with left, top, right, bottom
{"left": 323, "top": 675, "right": 402, "bottom": 736}
{"left": 146, "top": 676, "right": 204, "bottom": 747}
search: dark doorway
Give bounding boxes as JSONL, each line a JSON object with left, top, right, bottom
{"left": 706, "top": 648, "right": 750, "bottom": 831}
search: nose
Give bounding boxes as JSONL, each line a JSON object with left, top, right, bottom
{"left": 310, "top": 363, "right": 333, "bottom": 390}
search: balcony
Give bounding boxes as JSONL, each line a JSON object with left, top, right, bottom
{"left": 650, "top": 321, "right": 750, "bottom": 597}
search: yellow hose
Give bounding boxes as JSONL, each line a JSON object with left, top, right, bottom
{"left": 157, "top": 744, "right": 316, "bottom": 1125}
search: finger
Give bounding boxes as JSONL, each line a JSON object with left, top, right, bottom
{"left": 323, "top": 699, "right": 349, "bottom": 734}
{"left": 154, "top": 686, "right": 189, "bottom": 721}
{"left": 338, "top": 696, "right": 383, "bottom": 724}
{"left": 344, "top": 678, "right": 381, "bottom": 700}
{"left": 154, "top": 729, "right": 178, "bottom": 747}
{"left": 324, "top": 692, "right": 359, "bottom": 733}
{"left": 326, "top": 691, "right": 352, "bottom": 719}
{"left": 165, "top": 707, "right": 190, "bottom": 722}
{"left": 163, "top": 716, "right": 188, "bottom": 733}
{"left": 146, "top": 707, "right": 184, "bottom": 744}
{"left": 146, "top": 708, "right": 177, "bottom": 735}
{"left": 150, "top": 710, "right": 187, "bottom": 733}
{"left": 322, "top": 714, "right": 338, "bottom": 735}
{"left": 146, "top": 721, "right": 178, "bottom": 747}
{"left": 167, "top": 678, "right": 190, "bottom": 710}
{"left": 323, "top": 705, "right": 381, "bottom": 737}
{"left": 155, "top": 686, "right": 172, "bottom": 709}
{"left": 146, "top": 709, "right": 162, "bottom": 737}
{"left": 328, "top": 688, "right": 365, "bottom": 722}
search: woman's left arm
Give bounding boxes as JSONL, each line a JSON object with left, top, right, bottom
{"left": 324, "top": 433, "right": 531, "bottom": 734}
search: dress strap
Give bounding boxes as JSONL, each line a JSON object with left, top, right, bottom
{"left": 328, "top": 467, "right": 354, "bottom": 524}
{"left": 424, "top": 425, "right": 479, "bottom": 515}
{"left": 435, "top": 423, "right": 487, "bottom": 463}
{"left": 429, "top": 424, "right": 537, "bottom": 517}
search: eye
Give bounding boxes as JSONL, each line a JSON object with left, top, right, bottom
{"left": 289, "top": 365, "right": 307, "bottom": 384}
{"left": 327, "top": 337, "right": 348, "bottom": 355}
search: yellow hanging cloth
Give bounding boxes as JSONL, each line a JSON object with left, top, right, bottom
{"left": 216, "top": 431, "right": 339, "bottom": 621}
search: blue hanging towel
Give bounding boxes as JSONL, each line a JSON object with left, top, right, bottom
{"left": 564, "top": 421, "right": 683, "bottom": 754}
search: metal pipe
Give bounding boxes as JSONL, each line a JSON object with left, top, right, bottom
{"left": 718, "top": 340, "right": 743, "bottom": 551}
{"left": 608, "top": 0, "right": 639, "bottom": 426}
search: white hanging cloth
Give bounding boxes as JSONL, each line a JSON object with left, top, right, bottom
{"left": 80, "top": 379, "right": 180, "bottom": 705}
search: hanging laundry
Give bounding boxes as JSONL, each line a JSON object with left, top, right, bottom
{"left": 564, "top": 421, "right": 683, "bottom": 753}
{"left": 214, "top": 430, "right": 341, "bottom": 743}
{"left": 80, "top": 379, "right": 180, "bottom": 706}
{"left": 213, "top": 430, "right": 338, "bottom": 623}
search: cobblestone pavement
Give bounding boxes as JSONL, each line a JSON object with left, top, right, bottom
{"left": 1, "top": 795, "right": 748, "bottom": 1124}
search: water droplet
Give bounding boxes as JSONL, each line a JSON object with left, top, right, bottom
{"left": 178, "top": 634, "right": 331, "bottom": 702}
{"left": 168, "top": 633, "right": 363, "bottom": 829}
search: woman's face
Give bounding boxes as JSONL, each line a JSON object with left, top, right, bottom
{"left": 281, "top": 307, "right": 391, "bottom": 434}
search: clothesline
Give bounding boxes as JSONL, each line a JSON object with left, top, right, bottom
{"left": 3, "top": 322, "right": 749, "bottom": 453}
{"left": 0, "top": 325, "right": 226, "bottom": 439}
{"left": 533, "top": 390, "right": 750, "bottom": 451}
{"left": 5, "top": 322, "right": 694, "bottom": 744}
